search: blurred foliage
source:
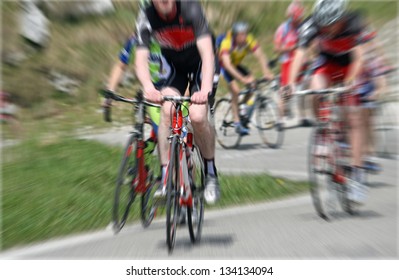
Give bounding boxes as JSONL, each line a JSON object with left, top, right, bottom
{"left": 0, "top": 0, "right": 397, "bottom": 128}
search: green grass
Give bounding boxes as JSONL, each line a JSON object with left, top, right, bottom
{"left": 1, "top": 138, "right": 309, "bottom": 250}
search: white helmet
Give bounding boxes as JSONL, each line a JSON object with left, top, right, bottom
{"left": 313, "top": 0, "right": 348, "bottom": 27}
{"left": 232, "top": 22, "right": 249, "bottom": 36}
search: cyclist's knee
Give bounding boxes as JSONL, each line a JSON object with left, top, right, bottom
{"left": 310, "top": 74, "right": 328, "bottom": 90}
{"left": 189, "top": 105, "right": 208, "bottom": 125}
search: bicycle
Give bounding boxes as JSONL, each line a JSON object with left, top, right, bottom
{"left": 161, "top": 95, "right": 205, "bottom": 253}
{"left": 295, "top": 87, "right": 359, "bottom": 220}
{"left": 101, "top": 90, "right": 161, "bottom": 233}
{"left": 214, "top": 78, "right": 284, "bottom": 149}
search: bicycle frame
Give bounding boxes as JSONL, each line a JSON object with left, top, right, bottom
{"left": 104, "top": 91, "right": 158, "bottom": 194}
{"left": 238, "top": 79, "right": 272, "bottom": 124}
{"left": 165, "top": 97, "right": 194, "bottom": 207}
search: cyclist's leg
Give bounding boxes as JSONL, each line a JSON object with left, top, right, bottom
{"left": 145, "top": 106, "right": 160, "bottom": 155}
{"left": 309, "top": 71, "right": 330, "bottom": 119}
{"left": 190, "top": 66, "right": 220, "bottom": 204}
{"left": 221, "top": 68, "right": 240, "bottom": 123}
{"left": 279, "top": 60, "right": 291, "bottom": 119}
{"left": 158, "top": 73, "right": 189, "bottom": 190}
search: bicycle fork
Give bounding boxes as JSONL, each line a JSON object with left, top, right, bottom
{"left": 179, "top": 144, "right": 193, "bottom": 207}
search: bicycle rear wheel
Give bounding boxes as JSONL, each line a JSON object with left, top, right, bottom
{"left": 214, "top": 97, "right": 242, "bottom": 149}
{"left": 256, "top": 97, "right": 284, "bottom": 149}
{"left": 141, "top": 135, "right": 161, "bottom": 228}
{"left": 187, "top": 144, "right": 205, "bottom": 243}
{"left": 308, "top": 126, "right": 339, "bottom": 220}
{"left": 166, "top": 136, "right": 180, "bottom": 253}
{"left": 113, "top": 133, "right": 139, "bottom": 233}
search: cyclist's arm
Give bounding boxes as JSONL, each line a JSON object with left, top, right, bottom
{"left": 289, "top": 17, "right": 316, "bottom": 86}
{"left": 196, "top": 35, "right": 214, "bottom": 95}
{"left": 253, "top": 47, "right": 274, "bottom": 78}
{"left": 135, "top": 47, "right": 156, "bottom": 93}
{"left": 220, "top": 54, "right": 246, "bottom": 83}
{"left": 344, "top": 44, "right": 364, "bottom": 86}
{"left": 107, "top": 61, "right": 128, "bottom": 92}
{"left": 288, "top": 47, "right": 307, "bottom": 86}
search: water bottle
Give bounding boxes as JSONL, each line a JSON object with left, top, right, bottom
{"left": 182, "top": 126, "right": 188, "bottom": 138}
{"left": 239, "top": 104, "right": 247, "bottom": 116}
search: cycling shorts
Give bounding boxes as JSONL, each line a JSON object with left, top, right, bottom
{"left": 221, "top": 65, "right": 250, "bottom": 83}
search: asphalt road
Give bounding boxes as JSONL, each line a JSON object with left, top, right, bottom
{"left": 1, "top": 115, "right": 397, "bottom": 260}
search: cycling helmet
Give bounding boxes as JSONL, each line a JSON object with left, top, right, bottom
{"left": 232, "top": 22, "right": 249, "bottom": 36}
{"left": 286, "top": 1, "right": 304, "bottom": 21}
{"left": 313, "top": 0, "right": 348, "bottom": 27}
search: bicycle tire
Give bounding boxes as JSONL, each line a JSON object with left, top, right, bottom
{"left": 187, "top": 144, "right": 205, "bottom": 243}
{"left": 256, "top": 97, "right": 284, "bottom": 149}
{"left": 331, "top": 140, "right": 357, "bottom": 215}
{"left": 113, "top": 133, "right": 139, "bottom": 233}
{"left": 308, "top": 126, "right": 338, "bottom": 220}
{"left": 166, "top": 136, "right": 180, "bottom": 253}
{"left": 141, "top": 173, "right": 158, "bottom": 228}
{"left": 140, "top": 136, "right": 161, "bottom": 228}
{"left": 214, "top": 97, "right": 242, "bottom": 149}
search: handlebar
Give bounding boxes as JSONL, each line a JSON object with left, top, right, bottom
{"left": 294, "top": 87, "right": 351, "bottom": 96}
{"left": 162, "top": 96, "right": 191, "bottom": 103}
{"left": 240, "top": 78, "right": 271, "bottom": 95}
{"left": 100, "top": 89, "right": 160, "bottom": 107}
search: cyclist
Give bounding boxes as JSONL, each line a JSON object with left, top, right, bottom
{"left": 356, "top": 29, "right": 390, "bottom": 173}
{"left": 135, "top": 0, "right": 220, "bottom": 204}
{"left": 102, "top": 34, "right": 173, "bottom": 153}
{"left": 287, "top": 0, "right": 371, "bottom": 204}
{"left": 219, "top": 21, "right": 274, "bottom": 135}
{"left": 274, "top": 0, "right": 312, "bottom": 127}
{"left": 102, "top": 33, "right": 193, "bottom": 223}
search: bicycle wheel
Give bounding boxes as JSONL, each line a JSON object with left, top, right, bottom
{"left": 141, "top": 169, "right": 159, "bottom": 228}
{"left": 166, "top": 136, "right": 180, "bottom": 253}
{"left": 308, "top": 126, "right": 339, "bottom": 220}
{"left": 331, "top": 140, "right": 356, "bottom": 215}
{"left": 214, "top": 97, "right": 241, "bottom": 149}
{"left": 113, "top": 133, "right": 139, "bottom": 233}
{"left": 141, "top": 135, "right": 161, "bottom": 228}
{"left": 256, "top": 97, "right": 284, "bottom": 149}
{"left": 187, "top": 144, "right": 205, "bottom": 243}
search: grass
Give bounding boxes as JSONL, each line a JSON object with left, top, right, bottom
{"left": 1, "top": 138, "right": 309, "bottom": 250}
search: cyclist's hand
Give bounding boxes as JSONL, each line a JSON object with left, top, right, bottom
{"left": 144, "top": 87, "right": 162, "bottom": 104}
{"left": 191, "top": 90, "right": 208, "bottom": 105}
{"left": 101, "top": 89, "right": 114, "bottom": 122}
{"left": 242, "top": 76, "right": 255, "bottom": 86}
{"left": 264, "top": 72, "right": 275, "bottom": 81}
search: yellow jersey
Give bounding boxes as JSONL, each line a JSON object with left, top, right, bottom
{"left": 219, "top": 31, "right": 259, "bottom": 66}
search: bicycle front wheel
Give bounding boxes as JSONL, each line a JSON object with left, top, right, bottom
{"left": 308, "top": 126, "right": 338, "bottom": 220}
{"left": 256, "top": 97, "right": 284, "bottom": 149}
{"left": 187, "top": 144, "right": 205, "bottom": 243}
{"left": 166, "top": 136, "right": 180, "bottom": 253}
{"left": 214, "top": 97, "right": 242, "bottom": 149}
{"left": 113, "top": 133, "right": 139, "bottom": 234}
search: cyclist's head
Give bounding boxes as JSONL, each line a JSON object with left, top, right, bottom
{"left": 312, "top": 0, "right": 348, "bottom": 27}
{"left": 152, "top": 0, "right": 176, "bottom": 18}
{"left": 232, "top": 21, "right": 249, "bottom": 45}
{"left": 286, "top": 1, "right": 304, "bottom": 24}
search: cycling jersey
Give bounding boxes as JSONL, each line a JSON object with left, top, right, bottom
{"left": 219, "top": 31, "right": 259, "bottom": 66}
{"left": 274, "top": 19, "right": 301, "bottom": 63}
{"left": 136, "top": 0, "right": 211, "bottom": 70}
{"left": 119, "top": 35, "right": 172, "bottom": 86}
